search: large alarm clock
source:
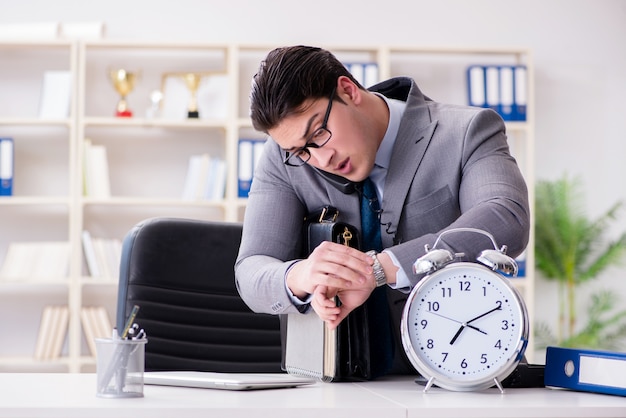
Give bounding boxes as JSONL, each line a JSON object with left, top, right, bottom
{"left": 401, "top": 228, "right": 529, "bottom": 393}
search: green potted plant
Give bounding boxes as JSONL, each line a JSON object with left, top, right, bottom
{"left": 534, "top": 174, "right": 626, "bottom": 349}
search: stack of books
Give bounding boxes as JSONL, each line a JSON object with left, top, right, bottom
{"left": 80, "top": 306, "right": 113, "bottom": 356}
{"left": 34, "top": 305, "right": 70, "bottom": 360}
{"left": 0, "top": 241, "right": 70, "bottom": 281}
{"left": 81, "top": 230, "right": 122, "bottom": 281}
{"left": 181, "top": 153, "right": 226, "bottom": 201}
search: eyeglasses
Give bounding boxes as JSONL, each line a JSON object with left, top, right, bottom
{"left": 283, "top": 87, "right": 335, "bottom": 167}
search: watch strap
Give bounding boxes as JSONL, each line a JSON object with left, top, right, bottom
{"left": 366, "top": 250, "right": 386, "bottom": 287}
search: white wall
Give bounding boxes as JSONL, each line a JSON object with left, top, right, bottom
{"left": 2, "top": 0, "right": 626, "bottom": 352}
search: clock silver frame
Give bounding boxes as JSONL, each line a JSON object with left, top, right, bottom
{"left": 401, "top": 262, "right": 529, "bottom": 392}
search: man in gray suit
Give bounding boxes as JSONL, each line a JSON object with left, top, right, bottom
{"left": 235, "top": 45, "right": 529, "bottom": 374}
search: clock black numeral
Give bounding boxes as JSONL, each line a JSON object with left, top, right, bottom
{"left": 459, "top": 281, "right": 470, "bottom": 291}
{"left": 481, "top": 354, "right": 488, "bottom": 364}
{"left": 426, "top": 339, "right": 434, "bottom": 349}
{"left": 460, "top": 358, "right": 468, "bottom": 368}
{"left": 441, "top": 287, "right": 452, "bottom": 297}
{"left": 495, "top": 339, "right": 502, "bottom": 349}
{"left": 427, "top": 301, "right": 440, "bottom": 312}
{"left": 441, "top": 352, "right": 448, "bottom": 362}
{"left": 501, "top": 320, "right": 509, "bottom": 330}
{"left": 420, "top": 319, "right": 427, "bottom": 329}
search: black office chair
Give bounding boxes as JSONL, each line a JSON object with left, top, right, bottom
{"left": 115, "top": 217, "right": 283, "bottom": 373}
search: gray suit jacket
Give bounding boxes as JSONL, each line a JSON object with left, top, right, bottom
{"left": 235, "top": 77, "right": 529, "bottom": 318}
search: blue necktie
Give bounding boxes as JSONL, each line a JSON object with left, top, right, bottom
{"left": 360, "top": 177, "right": 393, "bottom": 378}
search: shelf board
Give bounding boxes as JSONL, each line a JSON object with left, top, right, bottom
{"left": 505, "top": 121, "right": 530, "bottom": 132}
{"left": 82, "top": 117, "right": 228, "bottom": 130}
{"left": 0, "top": 40, "right": 73, "bottom": 49}
{"left": 81, "top": 196, "right": 228, "bottom": 208}
{"left": 386, "top": 45, "right": 531, "bottom": 56}
{"left": 83, "top": 40, "right": 230, "bottom": 51}
{"left": 79, "top": 277, "right": 119, "bottom": 286}
{"left": 0, "top": 118, "right": 72, "bottom": 127}
{"left": 0, "top": 280, "right": 70, "bottom": 292}
{"left": 0, "top": 196, "right": 71, "bottom": 206}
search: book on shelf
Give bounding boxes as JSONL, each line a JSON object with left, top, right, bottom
{"left": 34, "top": 305, "right": 69, "bottom": 360}
{"left": 0, "top": 137, "right": 13, "bottom": 196}
{"left": 38, "top": 71, "right": 72, "bottom": 119}
{"left": 83, "top": 138, "right": 111, "bottom": 198}
{"left": 81, "top": 230, "right": 122, "bottom": 281}
{"left": 0, "top": 22, "right": 60, "bottom": 40}
{"left": 59, "top": 22, "right": 105, "bottom": 40}
{"left": 237, "top": 138, "right": 266, "bottom": 198}
{"left": 80, "top": 306, "right": 113, "bottom": 357}
{"left": 466, "top": 64, "right": 527, "bottom": 121}
{"left": 515, "top": 250, "right": 527, "bottom": 278}
{"left": 344, "top": 62, "right": 379, "bottom": 88}
{"left": 0, "top": 241, "right": 70, "bottom": 282}
{"left": 181, "top": 153, "right": 227, "bottom": 201}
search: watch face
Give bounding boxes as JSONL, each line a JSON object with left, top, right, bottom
{"left": 401, "top": 262, "right": 528, "bottom": 391}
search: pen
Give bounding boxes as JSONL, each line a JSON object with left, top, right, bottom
{"left": 121, "top": 305, "right": 140, "bottom": 339}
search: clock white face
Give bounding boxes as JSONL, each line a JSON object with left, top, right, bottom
{"left": 402, "top": 263, "right": 528, "bottom": 389}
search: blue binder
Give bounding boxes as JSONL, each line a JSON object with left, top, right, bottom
{"left": 344, "top": 62, "right": 379, "bottom": 88}
{"left": 466, "top": 65, "right": 486, "bottom": 108}
{"left": 0, "top": 137, "right": 14, "bottom": 196}
{"left": 513, "top": 66, "right": 527, "bottom": 121}
{"left": 237, "top": 138, "right": 266, "bottom": 198}
{"left": 498, "top": 66, "right": 515, "bottom": 121}
{"left": 466, "top": 65, "right": 527, "bottom": 122}
{"left": 545, "top": 346, "right": 626, "bottom": 396}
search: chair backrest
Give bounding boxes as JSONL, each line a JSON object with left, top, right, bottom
{"left": 116, "top": 217, "right": 282, "bottom": 373}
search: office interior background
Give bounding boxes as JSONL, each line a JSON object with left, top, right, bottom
{"left": 1, "top": 0, "right": 625, "bottom": 362}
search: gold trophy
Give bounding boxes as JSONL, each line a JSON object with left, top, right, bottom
{"left": 183, "top": 72, "right": 202, "bottom": 118}
{"left": 109, "top": 69, "right": 138, "bottom": 117}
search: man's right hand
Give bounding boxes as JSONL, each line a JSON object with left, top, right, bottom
{"left": 286, "top": 240, "right": 373, "bottom": 299}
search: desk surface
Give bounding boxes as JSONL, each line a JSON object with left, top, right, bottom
{"left": 0, "top": 373, "right": 624, "bottom": 418}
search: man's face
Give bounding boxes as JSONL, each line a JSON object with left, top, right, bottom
{"left": 269, "top": 83, "right": 378, "bottom": 183}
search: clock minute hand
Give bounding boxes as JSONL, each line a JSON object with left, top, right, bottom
{"left": 466, "top": 305, "right": 502, "bottom": 324}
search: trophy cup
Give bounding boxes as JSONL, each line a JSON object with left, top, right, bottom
{"left": 183, "top": 72, "right": 202, "bottom": 118}
{"left": 109, "top": 69, "right": 138, "bottom": 117}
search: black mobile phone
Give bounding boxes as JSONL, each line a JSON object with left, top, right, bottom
{"left": 312, "top": 167, "right": 357, "bottom": 194}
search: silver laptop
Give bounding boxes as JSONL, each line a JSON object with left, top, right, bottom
{"left": 143, "top": 371, "right": 316, "bottom": 391}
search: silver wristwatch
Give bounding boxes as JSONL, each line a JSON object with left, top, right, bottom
{"left": 366, "top": 250, "right": 387, "bottom": 287}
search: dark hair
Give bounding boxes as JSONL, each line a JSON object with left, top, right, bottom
{"left": 249, "top": 45, "right": 363, "bottom": 133}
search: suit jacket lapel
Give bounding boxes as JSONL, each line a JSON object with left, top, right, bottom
{"left": 378, "top": 80, "right": 438, "bottom": 248}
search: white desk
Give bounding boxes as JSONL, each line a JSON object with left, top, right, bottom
{"left": 0, "top": 374, "right": 624, "bottom": 418}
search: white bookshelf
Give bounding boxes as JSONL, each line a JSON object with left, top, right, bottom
{"left": 0, "top": 41, "right": 535, "bottom": 371}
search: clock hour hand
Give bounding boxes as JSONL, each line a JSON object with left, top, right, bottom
{"left": 449, "top": 324, "right": 465, "bottom": 345}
